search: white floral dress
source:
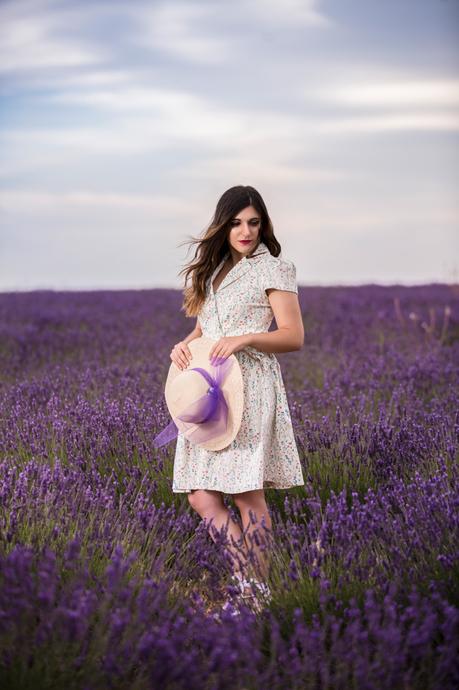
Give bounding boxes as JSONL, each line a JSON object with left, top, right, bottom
{"left": 172, "top": 240, "right": 305, "bottom": 494}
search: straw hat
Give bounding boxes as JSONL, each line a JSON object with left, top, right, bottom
{"left": 153, "top": 335, "right": 244, "bottom": 451}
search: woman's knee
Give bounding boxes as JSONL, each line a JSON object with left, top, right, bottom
{"left": 187, "top": 489, "right": 224, "bottom": 515}
{"left": 232, "top": 489, "right": 267, "bottom": 516}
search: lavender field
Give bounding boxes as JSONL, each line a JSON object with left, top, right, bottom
{"left": 0, "top": 284, "right": 458, "bottom": 689}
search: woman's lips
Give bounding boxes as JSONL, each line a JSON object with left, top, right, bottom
{"left": 239, "top": 240, "right": 252, "bottom": 244}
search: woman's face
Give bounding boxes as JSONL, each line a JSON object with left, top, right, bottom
{"left": 227, "top": 205, "right": 261, "bottom": 257}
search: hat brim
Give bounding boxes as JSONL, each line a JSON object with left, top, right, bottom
{"left": 164, "top": 336, "right": 244, "bottom": 450}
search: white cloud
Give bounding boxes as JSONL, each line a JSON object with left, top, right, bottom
{"left": 168, "top": 154, "right": 350, "bottom": 185}
{"left": 37, "top": 68, "right": 140, "bottom": 89}
{"left": 131, "top": 0, "right": 331, "bottom": 64}
{"left": 47, "top": 85, "right": 224, "bottom": 116}
{"left": 248, "top": 0, "right": 332, "bottom": 27}
{"left": 314, "top": 112, "right": 459, "bottom": 133}
{"left": 302, "top": 76, "right": 459, "bottom": 133}
{"left": 0, "top": 0, "right": 107, "bottom": 73}
{"left": 132, "top": 1, "right": 232, "bottom": 63}
{"left": 314, "top": 78, "right": 459, "bottom": 108}
{"left": 0, "top": 189, "right": 202, "bottom": 217}
{"left": 3, "top": 99, "right": 457, "bottom": 182}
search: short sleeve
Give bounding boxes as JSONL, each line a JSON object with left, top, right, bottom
{"left": 260, "top": 258, "right": 298, "bottom": 294}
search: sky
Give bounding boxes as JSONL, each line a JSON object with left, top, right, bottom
{"left": 0, "top": 0, "right": 458, "bottom": 291}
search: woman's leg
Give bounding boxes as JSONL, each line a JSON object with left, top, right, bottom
{"left": 188, "top": 489, "right": 246, "bottom": 576}
{"left": 232, "top": 489, "right": 273, "bottom": 580}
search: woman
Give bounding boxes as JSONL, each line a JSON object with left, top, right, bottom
{"left": 171, "top": 185, "right": 305, "bottom": 612}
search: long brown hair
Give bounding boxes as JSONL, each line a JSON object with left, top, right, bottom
{"left": 178, "top": 185, "right": 282, "bottom": 318}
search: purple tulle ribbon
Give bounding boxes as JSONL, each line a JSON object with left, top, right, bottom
{"left": 153, "top": 356, "right": 234, "bottom": 448}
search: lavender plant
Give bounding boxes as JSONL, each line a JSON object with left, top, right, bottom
{"left": 0, "top": 284, "right": 458, "bottom": 689}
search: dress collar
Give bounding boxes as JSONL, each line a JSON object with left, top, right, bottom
{"left": 209, "top": 241, "right": 271, "bottom": 295}
{"left": 246, "top": 240, "right": 270, "bottom": 259}
{"left": 221, "top": 240, "right": 270, "bottom": 263}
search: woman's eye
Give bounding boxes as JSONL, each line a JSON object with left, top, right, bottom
{"left": 231, "top": 220, "right": 259, "bottom": 226}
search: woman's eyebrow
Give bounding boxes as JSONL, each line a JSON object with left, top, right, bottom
{"left": 232, "top": 217, "right": 260, "bottom": 221}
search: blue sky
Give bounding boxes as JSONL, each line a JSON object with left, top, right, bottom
{"left": 1, "top": 0, "right": 458, "bottom": 290}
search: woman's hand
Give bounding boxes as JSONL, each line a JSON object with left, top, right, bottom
{"left": 170, "top": 340, "right": 193, "bottom": 371}
{"left": 208, "top": 335, "right": 251, "bottom": 364}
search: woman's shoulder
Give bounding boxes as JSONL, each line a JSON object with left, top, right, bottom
{"left": 255, "top": 252, "right": 297, "bottom": 293}
{"left": 257, "top": 253, "right": 296, "bottom": 272}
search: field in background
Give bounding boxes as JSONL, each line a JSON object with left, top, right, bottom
{"left": 0, "top": 284, "right": 458, "bottom": 689}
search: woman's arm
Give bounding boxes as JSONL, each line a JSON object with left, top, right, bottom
{"left": 171, "top": 319, "right": 202, "bottom": 370}
{"left": 245, "top": 290, "right": 304, "bottom": 354}
{"left": 207, "top": 293, "right": 303, "bottom": 362}
{"left": 182, "top": 318, "right": 202, "bottom": 345}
